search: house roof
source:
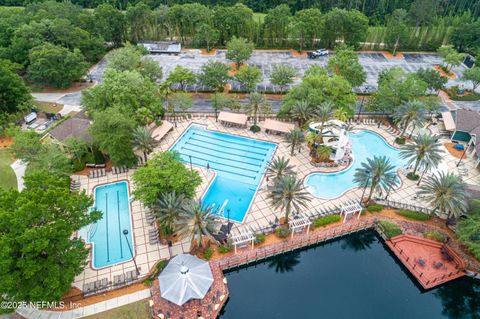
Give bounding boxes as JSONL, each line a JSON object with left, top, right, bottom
{"left": 455, "top": 109, "right": 480, "bottom": 133}
{"left": 48, "top": 110, "right": 91, "bottom": 143}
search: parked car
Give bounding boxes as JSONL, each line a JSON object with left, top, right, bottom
{"left": 307, "top": 49, "right": 329, "bottom": 59}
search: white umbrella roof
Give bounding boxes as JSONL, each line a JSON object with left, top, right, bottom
{"left": 158, "top": 254, "right": 214, "bottom": 306}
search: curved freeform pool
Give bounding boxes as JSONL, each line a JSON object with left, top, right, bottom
{"left": 304, "top": 130, "right": 406, "bottom": 199}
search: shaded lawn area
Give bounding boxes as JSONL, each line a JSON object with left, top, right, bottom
{"left": 82, "top": 299, "right": 151, "bottom": 319}
{"left": 34, "top": 101, "right": 64, "bottom": 114}
{"left": 0, "top": 149, "right": 17, "bottom": 190}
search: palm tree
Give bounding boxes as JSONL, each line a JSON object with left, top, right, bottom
{"left": 266, "top": 156, "right": 295, "bottom": 181}
{"left": 132, "top": 126, "right": 159, "bottom": 162}
{"left": 244, "top": 92, "right": 271, "bottom": 129}
{"left": 176, "top": 200, "right": 219, "bottom": 248}
{"left": 400, "top": 133, "right": 443, "bottom": 176}
{"left": 393, "top": 100, "right": 425, "bottom": 137}
{"left": 316, "top": 145, "right": 332, "bottom": 162}
{"left": 418, "top": 172, "right": 467, "bottom": 225}
{"left": 285, "top": 128, "right": 305, "bottom": 156}
{"left": 290, "top": 100, "right": 312, "bottom": 127}
{"left": 154, "top": 192, "right": 187, "bottom": 235}
{"left": 267, "top": 175, "right": 311, "bottom": 222}
{"left": 333, "top": 106, "right": 350, "bottom": 123}
{"left": 314, "top": 101, "right": 333, "bottom": 143}
{"left": 354, "top": 156, "right": 399, "bottom": 202}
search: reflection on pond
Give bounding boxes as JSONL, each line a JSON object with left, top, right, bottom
{"left": 267, "top": 252, "right": 300, "bottom": 273}
{"left": 221, "top": 231, "right": 480, "bottom": 319}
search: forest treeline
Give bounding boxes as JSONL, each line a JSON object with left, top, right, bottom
{"left": 1, "top": 0, "right": 479, "bottom": 19}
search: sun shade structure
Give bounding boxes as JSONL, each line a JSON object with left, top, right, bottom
{"left": 158, "top": 254, "right": 214, "bottom": 306}
{"left": 263, "top": 119, "right": 295, "bottom": 134}
{"left": 218, "top": 111, "right": 248, "bottom": 127}
{"left": 340, "top": 202, "right": 363, "bottom": 223}
{"left": 289, "top": 213, "right": 312, "bottom": 238}
{"left": 230, "top": 227, "right": 255, "bottom": 254}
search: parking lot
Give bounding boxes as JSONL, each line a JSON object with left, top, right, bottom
{"left": 143, "top": 50, "right": 462, "bottom": 92}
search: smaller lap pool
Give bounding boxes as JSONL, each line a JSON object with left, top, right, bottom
{"left": 304, "top": 130, "right": 406, "bottom": 199}
{"left": 83, "top": 181, "right": 135, "bottom": 269}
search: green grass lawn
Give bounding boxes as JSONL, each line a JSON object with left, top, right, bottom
{"left": 34, "top": 101, "right": 64, "bottom": 114}
{"left": 0, "top": 149, "right": 17, "bottom": 190}
{"left": 82, "top": 299, "right": 151, "bottom": 319}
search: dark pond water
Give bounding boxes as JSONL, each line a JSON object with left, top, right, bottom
{"left": 220, "top": 231, "right": 480, "bottom": 319}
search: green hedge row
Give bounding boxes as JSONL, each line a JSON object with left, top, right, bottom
{"left": 312, "top": 214, "right": 341, "bottom": 228}
{"left": 397, "top": 209, "right": 431, "bottom": 221}
{"left": 378, "top": 220, "right": 402, "bottom": 239}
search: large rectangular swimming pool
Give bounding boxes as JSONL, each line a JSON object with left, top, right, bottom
{"left": 84, "top": 181, "right": 135, "bottom": 269}
{"left": 171, "top": 124, "right": 276, "bottom": 222}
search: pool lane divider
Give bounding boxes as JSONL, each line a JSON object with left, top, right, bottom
{"left": 191, "top": 131, "right": 272, "bottom": 151}
{"left": 181, "top": 147, "right": 263, "bottom": 170}
{"left": 184, "top": 140, "right": 267, "bottom": 161}
{"left": 117, "top": 190, "right": 123, "bottom": 259}
{"left": 188, "top": 136, "right": 268, "bottom": 156}
{"left": 105, "top": 193, "right": 110, "bottom": 263}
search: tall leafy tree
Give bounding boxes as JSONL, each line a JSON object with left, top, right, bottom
{"left": 82, "top": 69, "right": 163, "bottom": 124}
{"left": 463, "top": 67, "right": 480, "bottom": 91}
{"left": 281, "top": 67, "right": 355, "bottom": 117}
{"left": 263, "top": 4, "right": 291, "bottom": 47}
{"left": 167, "top": 65, "right": 196, "bottom": 91}
{"left": 167, "top": 3, "right": 212, "bottom": 45}
{"left": 8, "top": 128, "right": 42, "bottom": 162}
{"left": 28, "top": 43, "right": 87, "bottom": 88}
{"left": 226, "top": 36, "right": 254, "bottom": 70}
{"left": 385, "top": 9, "right": 408, "bottom": 56}
{"left": 419, "top": 172, "right": 468, "bottom": 224}
{"left": 94, "top": 4, "right": 126, "bottom": 47}
{"left": 415, "top": 68, "right": 447, "bottom": 93}
{"left": 323, "top": 8, "right": 369, "bottom": 49}
{"left": 0, "top": 59, "right": 31, "bottom": 113}
{"left": 289, "top": 8, "right": 322, "bottom": 51}
{"left": 400, "top": 133, "right": 443, "bottom": 176}
{"left": 408, "top": 0, "right": 437, "bottom": 27}
{"left": 327, "top": 44, "right": 366, "bottom": 87}
{"left": 213, "top": 4, "right": 254, "bottom": 45}
{"left": 89, "top": 107, "right": 138, "bottom": 167}
{"left": 0, "top": 171, "right": 101, "bottom": 305}
{"left": 369, "top": 68, "right": 428, "bottom": 114}
{"left": 194, "top": 24, "right": 219, "bottom": 52}
{"left": 235, "top": 65, "right": 262, "bottom": 91}
{"left": 267, "top": 175, "right": 310, "bottom": 222}
{"left": 126, "top": 1, "right": 152, "bottom": 43}
{"left": 132, "top": 151, "right": 201, "bottom": 208}
{"left": 270, "top": 64, "right": 296, "bottom": 93}
{"left": 437, "top": 45, "right": 465, "bottom": 72}
{"left": 354, "top": 156, "right": 399, "bottom": 202}
{"left": 197, "top": 60, "right": 230, "bottom": 92}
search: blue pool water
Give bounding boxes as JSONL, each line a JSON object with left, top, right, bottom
{"left": 305, "top": 130, "right": 406, "bottom": 199}
{"left": 170, "top": 124, "right": 276, "bottom": 222}
{"left": 86, "top": 181, "right": 134, "bottom": 269}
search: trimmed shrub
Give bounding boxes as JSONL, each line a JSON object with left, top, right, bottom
{"left": 367, "top": 204, "right": 383, "bottom": 212}
{"left": 406, "top": 172, "right": 420, "bottom": 181}
{"left": 312, "top": 214, "right": 341, "bottom": 228}
{"left": 275, "top": 226, "right": 291, "bottom": 238}
{"left": 378, "top": 220, "right": 402, "bottom": 238}
{"left": 218, "top": 243, "right": 232, "bottom": 254}
{"left": 254, "top": 233, "right": 266, "bottom": 245}
{"left": 395, "top": 137, "right": 406, "bottom": 144}
{"left": 144, "top": 259, "right": 169, "bottom": 286}
{"left": 250, "top": 125, "right": 261, "bottom": 132}
{"left": 203, "top": 247, "right": 213, "bottom": 260}
{"left": 424, "top": 230, "right": 445, "bottom": 242}
{"left": 397, "top": 209, "right": 431, "bottom": 221}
